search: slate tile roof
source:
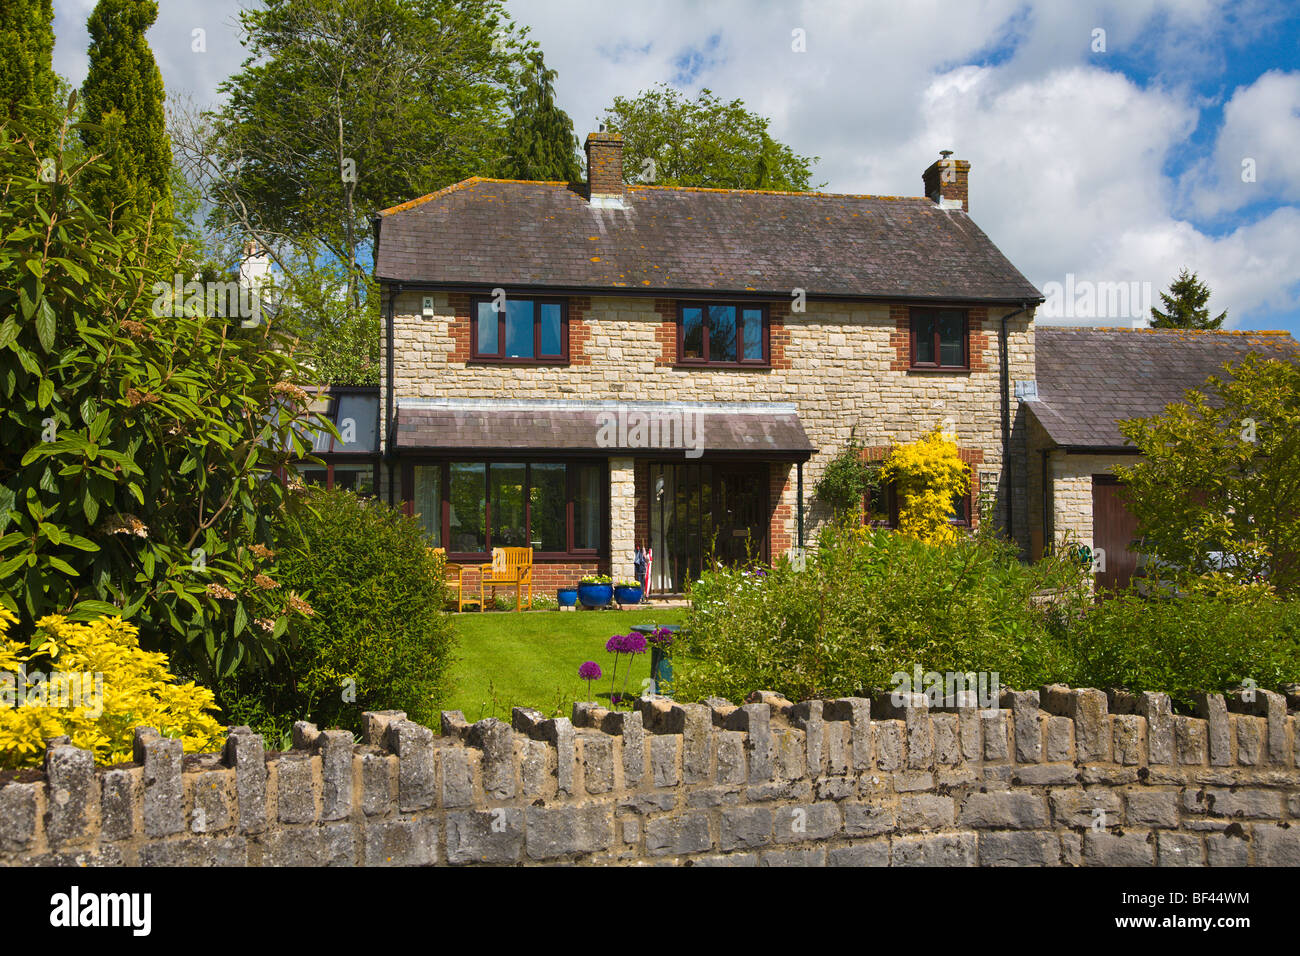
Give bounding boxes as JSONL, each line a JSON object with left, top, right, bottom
{"left": 1030, "top": 327, "right": 1300, "bottom": 449}
{"left": 374, "top": 178, "right": 1042, "bottom": 302}
{"left": 393, "top": 399, "right": 815, "bottom": 459}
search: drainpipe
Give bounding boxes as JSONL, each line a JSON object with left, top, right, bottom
{"left": 386, "top": 282, "right": 400, "bottom": 508}
{"left": 1041, "top": 448, "right": 1051, "bottom": 556}
{"left": 797, "top": 461, "right": 804, "bottom": 549}
{"left": 999, "top": 301, "right": 1032, "bottom": 545}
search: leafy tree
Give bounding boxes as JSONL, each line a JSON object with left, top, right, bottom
{"left": 499, "top": 50, "right": 581, "bottom": 182}
{"left": 1116, "top": 354, "right": 1300, "bottom": 593}
{"left": 0, "top": 0, "right": 58, "bottom": 151}
{"left": 211, "top": 0, "right": 526, "bottom": 307}
{"left": 1149, "top": 267, "right": 1227, "bottom": 329}
{"left": 601, "top": 84, "right": 819, "bottom": 190}
{"left": 79, "top": 0, "right": 173, "bottom": 237}
{"left": 0, "top": 112, "right": 321, "bottom": 681}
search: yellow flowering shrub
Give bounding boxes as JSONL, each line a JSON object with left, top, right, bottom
{"left": 0, "top": 608, "right": 225, "bottom": 768}
{"left": 880, "top": 427, "right": 970, "bottom": 546}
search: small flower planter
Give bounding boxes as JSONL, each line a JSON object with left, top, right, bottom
{"left": 576, "top": 582, "right": 613, "bottom": 608}
{"left": 557, "top": 588, "right": 578, "bottom": 609}
{"left": 613, "top": 584, "right": 644, "bottom": 606}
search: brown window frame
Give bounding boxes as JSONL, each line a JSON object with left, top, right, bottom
{"left": 470, "top": 295, "right": 570, "bottom": 365}
{"left": 401, "top": 457, "right": 608, "bottom": 561}
{"left": 909, "top": 307, "right": 969, "bottom": 371}
{"left": 676, "top": 302, "right": 770, "bottom": 368}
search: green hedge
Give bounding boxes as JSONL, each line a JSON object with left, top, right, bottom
{"left": 674, "top": 523, "right": 1300, "bottom": 712}
{"left": 215, "top": 487, "right": 456, "bottom": 742}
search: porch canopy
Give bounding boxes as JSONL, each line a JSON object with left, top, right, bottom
{"left": 392, "top": 398, "right": 816, "bottom": 460}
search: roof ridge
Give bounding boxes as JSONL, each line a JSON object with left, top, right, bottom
{"left": 1040, "top": 326, "right": 1295, "bottom": 338}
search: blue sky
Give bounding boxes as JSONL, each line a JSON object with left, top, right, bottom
{"left": 49, "top": 0, "right": 1300, "bottom": 335}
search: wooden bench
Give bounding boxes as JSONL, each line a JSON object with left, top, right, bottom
{"left": 479, "top": 547, "right": 533, "bottom": 612}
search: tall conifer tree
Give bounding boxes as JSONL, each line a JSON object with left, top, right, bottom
{"left": 500, "top": 51, "right": 581, "bottom": 182}
{"left": 80, "top": 0, "right": 173, "bottom": 237}
{"left": 0, "top": 0, "right": 59, "bottom": 150}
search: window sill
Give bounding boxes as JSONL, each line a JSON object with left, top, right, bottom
{"left": 468, "top": 358, "right": 571, "bottom": 367}
{"left": 673, "top": 362, "right": 771, "bottom": 371}
{"left": 907, "top": 365, "right": 970, "bottom": 373}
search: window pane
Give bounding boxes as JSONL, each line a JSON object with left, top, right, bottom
{"left": 528, "top": 463, "right": 566, "bottom": 551}
{"left": 413, "top": 465, "right": 441, "bottom": 546}
{"left": 539, "top": 303, "right": 562, "bottom": 357}
{"left": 682, "top": 307, "right": 704, "bottom": 359}
{"left": 476, "top": 301, "right": 499, "bottom": 354}
{"left": 709, "top": 305, "right": 737, "bottom": 362}
{"left": 573, "top": 463, "right": 602, "bottom": 550}
{"left": 505, "top": 300, "right": 534, "bottom": 358}
{"left": 489, "top": 462, "right": 526, "bottom": 547}
{"left": 449, "top": 462, "right": 486, "bottom": 552}
{"left": 331, "top": 464, "right": 375, "bottom": 496}
{"left": 742, "top": 308, "right": 763, "bottom": 360}
{"left": 300, "top": 468, "right": 329, "bottom": 488}
{"left": 914, "top": 314, "right": 935, "bottom": 364}
{"left": 949, "top": 490, "right": 968, "bottom": 524}
{"left": 334, "top": 394, "right": 379, "bottom": 453}
{"left": 938, "top": 312, "right": 965, "bottom": 366}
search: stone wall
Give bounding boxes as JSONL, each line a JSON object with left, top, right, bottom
{"left": 4, "top": 686, "right": 1298, "bottom": 867}
{"left": 381, "top": 292, "right": 1037, "bottom": 555}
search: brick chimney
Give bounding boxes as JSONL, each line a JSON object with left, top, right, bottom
{"left": 922, "top": 151, "right": 970, "bottom": 212}
{"left": 585, "top": 131, "right": 625, "bottom": 203}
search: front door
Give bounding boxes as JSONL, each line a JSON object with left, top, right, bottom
{"left": 647, "top": 462, "right": 769, "bottom": 593}
{"left": 1092, "top": 475, "right": 1140, "bottom": 590}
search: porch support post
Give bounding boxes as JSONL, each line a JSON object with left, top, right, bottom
{"left": 609, "top": 457, "right": 636, "bottom": 581}
{"left": 797, "top": 460, "right": 804, "bottom": 549}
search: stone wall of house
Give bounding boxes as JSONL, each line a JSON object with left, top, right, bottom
{"left": 4, "top": 686, "right": 1297, "bottom": 867}
{"left": 380, "top": 291, "right": 1037, "bottom": 558}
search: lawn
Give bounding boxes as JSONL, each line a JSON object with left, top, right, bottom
{"left": 445, "top": 607, "right": 687, "bottom": 722}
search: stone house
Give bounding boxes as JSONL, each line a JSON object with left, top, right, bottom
{"left": 363, "top": 131, "right": 1045, "bottom": 595}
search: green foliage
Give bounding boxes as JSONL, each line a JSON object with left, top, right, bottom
{"left": 216, "top": 487, "right": 457, "bottom": 736}
{"left": 214, "top": 0, "right": 526, "bottom": 290}
{"left": 1149, "top": 267, "right": 1226, "bottom": 329}
{"left": 1116, "top": 354, "right": 1300, "bottom": 592}
{"left": 1047, "top": 591, "right": 1300, "bottom": 712}
{"left": 674, "top": 524, "right": 1088, "bottom": 705}
{"left": 813, "top": 437, "right": 876, "bottom": 518}
{"left": 0, "top": 113, "right": 321, "bottom": 681}
{"left": 675, "top": 524, "right": 1299, "bottom": 711}
{"left": 271, "top": 257, "right": 380, "bottom": 386}
{"left": 499, "top": 51, "right": 581, "bottom": 182}
{"left": 79, "top": 0, "right": 173, "bottom": 239}
{"left": 602, "top": 84, "right": 820, "bottom": 190}
{"left": 0, "top": 0, "right": 58, "bottom": 152}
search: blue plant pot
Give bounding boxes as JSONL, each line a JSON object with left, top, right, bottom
{"left": 576, "top": 583, "right": 613, "bottom": 608}
{"left": 613, "top": 585, "right": 644, "bottom": 605}
{"left": 556, "top": 588, "right": 577, "bottom": 608}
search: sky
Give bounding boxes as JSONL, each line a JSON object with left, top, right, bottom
{"left": 49, "top": 0, "right": 1300, "bottom": 334}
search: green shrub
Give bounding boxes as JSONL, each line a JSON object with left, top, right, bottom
{"left": 674, "top": 523, "right": 1087, "bottom": 704}
{"left": 1048, "top": 591, "right": 1300, "bottom": 711}
{"left": 213, "top": 487, "right": 456, "bottom": 737}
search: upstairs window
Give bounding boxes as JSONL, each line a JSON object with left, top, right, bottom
{"left": 910, "top": 308, "right": 968, "bottom": 370}
{"left": 678, "top": 303, "right": 768, "bottom": 366}
{"left": 472, "top": 296, "right": 568, "bottom": 363}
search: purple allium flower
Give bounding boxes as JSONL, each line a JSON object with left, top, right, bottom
{"left": 623, "top": 632, "right": 647, "bottom": 655}
{"left": 578, "top": 661, "right": 602, "bottom": 681}
{"left": 605, "top": 633, "right": 627, "bottom": 654}
{"left": 648, "top": 626, "right": 674, "bottom": 648}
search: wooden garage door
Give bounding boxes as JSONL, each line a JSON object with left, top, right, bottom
{"left": 1091, "top": 475, "right": 1140, "bottom": 590}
